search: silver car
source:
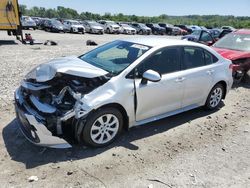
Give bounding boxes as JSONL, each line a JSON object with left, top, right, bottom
{"left": 15, "top": 38, "right": 233, "bottom": 148}
{"left": 81, "top": 20, "right": 104, "bottom": 34}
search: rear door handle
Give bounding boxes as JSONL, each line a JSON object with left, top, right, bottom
{"left": 175, "top": 77, "right": 186, "bottom": 82}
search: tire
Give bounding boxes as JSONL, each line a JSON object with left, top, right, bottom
{"left": 70, "top": 28, "right": 73, "bottom": 33}
{"left": 139, "top": 30, "right": 143, "bottom": 35}
{"left": 204, "top": 83, "right": 224, "bottom": 110}
{"left": 107, "top": 28, "right": 111, "bottom": 34}
{"left": 79, "top": 107, "right": 123, "bottom": 147}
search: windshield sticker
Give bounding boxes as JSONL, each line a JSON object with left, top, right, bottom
{"left": 131, "top": 44, "right": 149, "bottom": 50}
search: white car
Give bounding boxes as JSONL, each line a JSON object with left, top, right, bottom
{"left": 21, "top": 16, "right": 37, "bottom": 30}
{"left": 119, "top": 23, "right": 136, "bottom": 34}
{"left": 15, "top": 38, "right": 233, "bottom": 148}
{"left": 98, "top": 20, "right": 121, "bottom": 34}
{"left": 63, "top": 20, "right": 85, "bottom": 34}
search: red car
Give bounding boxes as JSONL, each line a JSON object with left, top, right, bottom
{"left": 212, "top": 29, "right": 250, "bottom": 82}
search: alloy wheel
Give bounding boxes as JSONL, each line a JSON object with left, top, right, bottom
{"left": 90, "top": 114, "right": 119, "bottom": 144}
{"left": 209, "top": 87, "right": 223, "bottom": 108}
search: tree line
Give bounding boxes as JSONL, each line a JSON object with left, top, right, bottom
{"left": 19, "top": 5, "right": 250, "bottom": 28}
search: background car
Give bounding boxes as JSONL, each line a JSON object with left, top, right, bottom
{"left": 174, "top": 24, "right": 193, "bottom": 34}
{"left": 181, "top": 29, "right": 216, "bottom": 45}
{"left": 81, "top": 20, "right": 104, "bottom": 34}
{"left": 63, "top": 20, "right": 85, "bottom": 34}
{"left": 118, "top": 23, "right": 136, "bottom": 35}
{"left": 146, "top": 23, "right": 165, "bottom": 35}
{"left": 221, "top": 26, "right": 236, "bottom": 31}
{"left": 98, "top": 20, "right": 121, "bottom": 34}
{"left": 172, "top": 26, "right": 183, "bottom": 35}
{"left": 130, "top": 23, "right": 151, "bottom": 35}
{"left": 218, "top": 29, "right": 233, "bottom": 39}
{"left": 209, "top": 28, "right": 222, "bottom": 39}
{"left": 158, "top": 23, "right": 174, "bottom": 35}
{"left": 21, "top": 16, "right": 37, "bottom": 30}
{"left": 213, "top": 29, "right": 250, "bottom": 82}
{"left": 43, "top": 19, "right": 68, "bottom": 33}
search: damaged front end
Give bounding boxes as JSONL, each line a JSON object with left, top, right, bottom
{"left": 15, "top": 72, "right": 110, "bottom": 148}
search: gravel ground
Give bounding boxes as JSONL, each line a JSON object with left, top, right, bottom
{"left": 0, "top": 30, "right": 249, "bottom": 188}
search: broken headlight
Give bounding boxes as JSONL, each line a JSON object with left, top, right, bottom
{"left": 25, "top": 64, "right": 57, "bottom": 82}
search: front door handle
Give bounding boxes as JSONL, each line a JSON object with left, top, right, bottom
{"left": 175, "top": 77, "right": 186, "bottom": 82}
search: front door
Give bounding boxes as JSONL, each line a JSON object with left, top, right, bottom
{"left": 134, "top": 47, "right": 184, "bottom": 121}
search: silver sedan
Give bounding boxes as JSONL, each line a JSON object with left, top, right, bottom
{"left": 15, "top": 38, "right": 233, "bottom": 148}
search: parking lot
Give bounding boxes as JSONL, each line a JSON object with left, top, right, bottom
{"left": 0, "top": 30, "right": 249, "bottom": 188}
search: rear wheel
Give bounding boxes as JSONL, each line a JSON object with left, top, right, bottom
{"left": 79, "top": 107, "right": 123, "bottom": 147}
{"left": 204, "top": 83, "right": 224, "bottom": 110}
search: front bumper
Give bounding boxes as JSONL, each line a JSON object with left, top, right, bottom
{"left": 15, "top": 88, "right": 72, "bottom": 148}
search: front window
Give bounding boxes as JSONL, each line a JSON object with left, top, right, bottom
{"left": 52, "top": 20, "right": 63, "bottom": 26}
{"left": 79, "top": 41, "right": 151, "bottom": 75}
{"left": 213, "top": 33, "right": 250, "bottom": 51}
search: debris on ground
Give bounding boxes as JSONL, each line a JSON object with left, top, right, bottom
{"left": 28, "top": 176, "right": 39, "bottom": 182}
{"left": 86, "top": 40, "right": 98, "bottom": 46}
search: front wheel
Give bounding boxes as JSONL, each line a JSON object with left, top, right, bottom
{"left": 204, "top": 83, "right": 224, "bottom": 110}
{"left": 79, "top": 107, "right": 123, "bottom": 147}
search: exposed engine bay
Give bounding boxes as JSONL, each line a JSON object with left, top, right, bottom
{"left": 20, "top": 73, "right": 110, "bottom": 138}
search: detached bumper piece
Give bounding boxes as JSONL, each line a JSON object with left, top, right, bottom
{"left": 15, "top": 88, "right": 72, "bottom": 148}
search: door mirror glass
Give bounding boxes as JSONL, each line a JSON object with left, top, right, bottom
{"left": 142, "top": 70, "right": 161, "bottom": 84}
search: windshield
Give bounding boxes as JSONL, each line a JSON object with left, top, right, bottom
{"left": 213, "top": 33, "right": 250, "bottom": 51}
{"left": 70, "top": 21, "right": 80, "bottom": 25}
{"left": 79, "top": 40, "right": 151, "bottom": 75}
{"left": 121, "top": 24, "right": 130, "bottom": 27}
{"left": 52, "top": 20, "right": 63, "bottom": 26}
{"left": 191, "top": 30, "right": 201, "bottom": 36}
{"left": 88, "top": 22, "right": 100, "bottom": 26}
{"left": 138, "top": 23, "right": 146, "bottom": 27}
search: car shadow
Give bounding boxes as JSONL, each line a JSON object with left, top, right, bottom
{"left": 0, "top": 40, "right": 18, "bottom": 45}
{"left": 3, "top": 106, "right": 222, "bottom": 169}
{"left": 232, "top": 81, "right": 250, "bottom": 89}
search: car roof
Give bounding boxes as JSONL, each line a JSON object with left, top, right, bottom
{"left": 122, "top": 37, "right": 207, "bottom": 48}
{"left": 234, "top": 29, "right": 250, "bottom": 35}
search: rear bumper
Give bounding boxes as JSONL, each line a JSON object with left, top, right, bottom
{"left": 15, "top": 88, "right": 71, "bottom": 148}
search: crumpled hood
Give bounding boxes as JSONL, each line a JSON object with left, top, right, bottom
{"left": 32, "top": 56, "right": 108, "bottom": 82}
{"left": 212, "top": 47, "right": 250, "bottom": 60}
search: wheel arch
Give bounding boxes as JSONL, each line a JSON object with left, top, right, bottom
{"left": 93, "top": 103, "right": 129, "bottom": 130}
{"left": 213, "top": 80, "right": 227, "bottom": 99}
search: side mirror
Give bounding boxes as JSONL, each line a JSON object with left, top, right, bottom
{"left": 141, "top": 70, "right": 161, "bottom": 84}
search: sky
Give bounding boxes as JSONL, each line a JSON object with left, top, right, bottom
{"left": 18, "top": 0, "right": 250, "bottom": 17}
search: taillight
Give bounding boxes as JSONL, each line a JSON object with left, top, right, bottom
{"left": 229, "top": 64, "right": 240, "bottom": 71}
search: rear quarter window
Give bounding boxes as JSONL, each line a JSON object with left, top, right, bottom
{"left": 204, "top": 50, "right": 218, "bottom": 65}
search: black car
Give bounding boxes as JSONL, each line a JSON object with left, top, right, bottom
{"left": 146, "top": 23, "right": 165, "bottom": 35}
{"left": 174, "top": 24, "right": 193, "bottom": 34}
{"left": 37, "top": 18, "right": 50, "bottom": 30}
{"left": 158, "top": 23, "right": 174, "bottom": 35}
{"left": 44, "top": 19, "right": 68, "bottom": 33}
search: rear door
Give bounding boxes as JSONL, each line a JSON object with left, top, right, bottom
{"left": 180, "top": 46, "right": 215, "bottom": 108}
